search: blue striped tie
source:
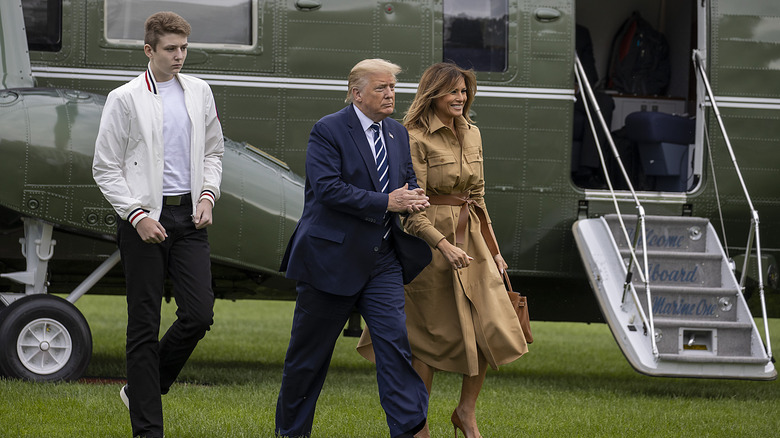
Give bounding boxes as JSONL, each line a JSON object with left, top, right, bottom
{"left": 371, "top": 123, "right": 391, "bottom": 239}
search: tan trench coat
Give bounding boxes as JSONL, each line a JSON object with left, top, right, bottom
{"left": 357, "top": 114, "right": 527, "bottom": 376}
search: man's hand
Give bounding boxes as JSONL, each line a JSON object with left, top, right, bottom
{"left": 136, "top": 217, "right": 167, "bottom": 243}
{"left": 387, "top": 183, "right": 430, "bottom": 213}
{"left": 193, "top": 200, "right": 213, "bottom": 229}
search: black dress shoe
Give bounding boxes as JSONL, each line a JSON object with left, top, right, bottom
{"left": 394, "top": 418, "right": 427, "bottom": 438}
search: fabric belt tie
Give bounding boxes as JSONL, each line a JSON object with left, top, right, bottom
{"left": 428, "top": 192, "right": 500, "bottom": 257}
{"left": 163, "top": 193, "right": 192, "bottom": 206}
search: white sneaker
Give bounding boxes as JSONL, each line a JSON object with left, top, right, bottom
{"left": 119, "top": 385, "right": 129, "bottom": 410}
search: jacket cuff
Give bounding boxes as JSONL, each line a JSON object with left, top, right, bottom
{"left": 127, "top": 208, "right": 148, "bottom": 228}
{"left": 199, "top": 190, "right": 216, "bottom": 207}
{"left": 420, "top": 227, "right": 447, "bottom": 249}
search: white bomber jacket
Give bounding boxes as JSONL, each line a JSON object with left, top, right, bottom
{"left": 93, "top": 65, "right": 224, "bottom": 227}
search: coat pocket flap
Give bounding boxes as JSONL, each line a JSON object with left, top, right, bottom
{"left": 308, "top": 224, "right": 345, "bottom": 243}
{"left": 428, "top": 153, "right": 456, "bottom": 167}
{"left": 464, "top": 151, "right": 483, "bottom": 163}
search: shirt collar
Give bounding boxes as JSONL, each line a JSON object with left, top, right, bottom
{"left": 426, "top": 112, "right": 471, "bottom": 134}
{"left": 353, "top": 104, "right": 381, "bottom": 133}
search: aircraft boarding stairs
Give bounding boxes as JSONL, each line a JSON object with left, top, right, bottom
{"left": 573, "top": 214, "right": 776, "bottom": 380}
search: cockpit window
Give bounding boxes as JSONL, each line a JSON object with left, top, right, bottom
{"left": 22, "top": 0, "right": 62, "bottom": 52}
{"left": 443, "top": 0, "right": 508, "bottom": 72}
{"left": 104, "top": 0, "right": 254, "bottom": 47}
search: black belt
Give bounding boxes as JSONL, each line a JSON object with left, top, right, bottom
{"left": 163, "top": 193, "right": 192, "bottom": 206}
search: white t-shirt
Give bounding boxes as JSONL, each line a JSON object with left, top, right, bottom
{"left": 158, "top": 78, "right": 192, "bottom": 195}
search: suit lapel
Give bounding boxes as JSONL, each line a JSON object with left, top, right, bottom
{"left": 347, "top": 105, "right": 383, "bottom": 192}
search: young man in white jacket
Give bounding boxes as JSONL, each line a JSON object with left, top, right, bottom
{"left": 92, "top": 11, "right": 224, "bottom": 438}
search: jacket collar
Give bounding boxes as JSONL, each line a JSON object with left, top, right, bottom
{"left": 144, "top": 63, "right": 184, "bottom": 95}
{"left": 426, "top": 112, "right": 471, "bottom": 134}
{"left": 144, "top": 63, "right": 159, "bottom": 95}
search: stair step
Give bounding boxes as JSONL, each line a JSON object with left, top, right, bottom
{"left": 652, "top": 318, "right": 752, "bottom": 329}
{"left": 658, "top": 354, "right": 769, "bottom": 364}
{"left": 619, "top": 249, "right": 720, "bottom": 259}
{"left": 632, "top": 285, "right": 740, "bottom": 321}
{"left": 634, "top": 285, "right": 737, "bottom": 295}
{"left": 605, "top": 214, "right": 710, "bottom": 253}
{"left": 621, "top": 252, "right": 722, "bottom": 288}
{"left": 653, "top": 319, "right": 753, "bottom": 357}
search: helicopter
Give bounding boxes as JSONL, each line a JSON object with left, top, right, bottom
{"left": 0, "top": 0, "right": 777, "bottom": 381}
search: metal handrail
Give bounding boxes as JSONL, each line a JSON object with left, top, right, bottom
{"left": 574, "top": 55, "right": 658, "bottom": 357}
{"left": 692, "top": 50, "right": 772, "bottom": 359}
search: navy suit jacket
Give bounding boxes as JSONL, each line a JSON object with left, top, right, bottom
{"left": 280, "top": 105, "right": 432, "bottom": 296}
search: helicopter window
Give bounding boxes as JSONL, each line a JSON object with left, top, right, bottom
{"left": 21, "top": 0, "right": 62, "bottom": 52}
{"left": 443, "top": 0, "right": 508, "bottom": 72}
{"left": 104, "top": 0, "right": 254, "bottom": 47}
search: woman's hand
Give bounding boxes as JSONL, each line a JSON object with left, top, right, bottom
{"left": 494, "top": 253, "right": 508, "bottom": 274}
{"left": 436, "top": 238, "right": 473, "bottom": 270}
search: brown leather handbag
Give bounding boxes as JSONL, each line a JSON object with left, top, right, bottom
{"left": 502, "top": 271, "right": 533, "bottom": 344}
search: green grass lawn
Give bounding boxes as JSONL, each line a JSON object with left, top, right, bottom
{"left": 1, "top": 294, "right": 779, "bottom": 437}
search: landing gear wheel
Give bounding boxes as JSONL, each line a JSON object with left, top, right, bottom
{"left": 0, "top": 302, "right": 6, "bottom": 377}
{"left": 0, "top": 294, "right": 92, "bottom": 381}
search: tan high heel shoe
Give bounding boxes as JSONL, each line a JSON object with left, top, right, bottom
{"left": 451, "top": 409, "right": 465, "bottom": 438}
{"left": 451, "top": 409, "right": 483, "bottom": 438}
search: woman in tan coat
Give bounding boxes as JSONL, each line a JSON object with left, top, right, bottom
{"left": 358, "top": 62, "right": 527, "bottom": 438}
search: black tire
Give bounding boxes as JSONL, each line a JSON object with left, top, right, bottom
{"left": 0, "top": 294, "right": 92, "bottom": 382}
{"left": 0, "top": 302, "right": 7, "bottom": 378}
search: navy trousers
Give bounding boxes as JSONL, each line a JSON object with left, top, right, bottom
{"left": 275, "top": 243, "right": 428, "bottom": 438}
{"left": 118, "top": 202, "right": 215, "bottom": 438}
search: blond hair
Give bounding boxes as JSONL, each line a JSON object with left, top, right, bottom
{"left": 144, "top": 11, "right": 191, "bottom": 50}
{"left": 345, "top": 59, "right": 402, "bottom": 103}
{"left": 403, "top": 62, "right": 477, "bottom": 131}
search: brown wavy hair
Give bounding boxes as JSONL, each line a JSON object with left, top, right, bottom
{"left": 144, "top": 11, "right": 191, "bottom": 50}
{"left": 403, "top": 62, "right": 477, "bottom": 131}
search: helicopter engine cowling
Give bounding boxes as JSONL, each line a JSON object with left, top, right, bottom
{"left": 0, "top": 87, "right": 303, "bottom": 299}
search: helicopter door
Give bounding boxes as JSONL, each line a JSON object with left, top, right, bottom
{"left": 572, "top": 0, "right": 698, "bottom": 192}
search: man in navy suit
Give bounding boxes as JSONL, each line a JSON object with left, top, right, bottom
{"left": 276, "top": 59, "right": 432, "bottom": 438}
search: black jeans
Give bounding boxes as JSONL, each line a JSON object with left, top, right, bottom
{"left": 117, "top": 203, "right": 214, "bottom": 438}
